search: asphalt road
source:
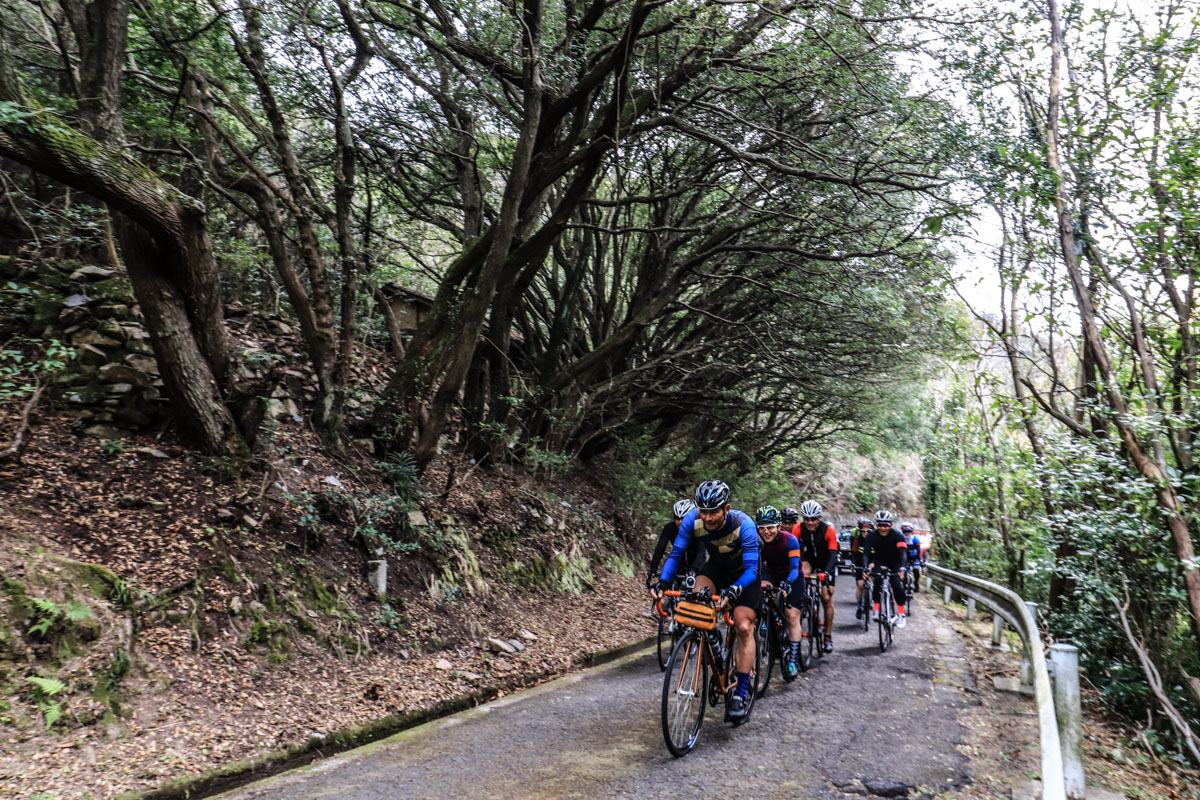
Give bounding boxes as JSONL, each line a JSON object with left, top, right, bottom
{"left": 216, "top": 577, "right": 974, "bottom": 800}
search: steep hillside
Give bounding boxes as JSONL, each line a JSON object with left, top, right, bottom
{"left": 0, "top": 258, "right": 652, "bottom": 799}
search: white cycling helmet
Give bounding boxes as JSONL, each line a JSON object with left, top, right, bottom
{"left": 799, "top": 500, "right": 823, "bottom": 519}
{"left": 673, "top": 499, "right": 696, "bottom": 519}
{"left": 875, "top": 509, "right": 895, "bottom": 523}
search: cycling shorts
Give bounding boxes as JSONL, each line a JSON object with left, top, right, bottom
{"left": 698, "top": 560, "right": 762, "bottom": 610}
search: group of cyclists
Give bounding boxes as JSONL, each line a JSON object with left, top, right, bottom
{"left": 647, "top": 479, "right": 926, "bottom": 720}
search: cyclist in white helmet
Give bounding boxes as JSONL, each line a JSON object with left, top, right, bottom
{"left": 646, "top": 499, "right": 705, "bottom": 590}
{"left": 796, "top": 499, "right": 839, "bottom": 653}
{"left": 863, "top": 509, "right": 909, "bottom": 626}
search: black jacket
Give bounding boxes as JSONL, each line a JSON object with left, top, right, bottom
{"left": 863, "top": 529, "right": 909, "bottom": 571}
{"left": 649, "top": 520, "right": 706, "bottom": 578}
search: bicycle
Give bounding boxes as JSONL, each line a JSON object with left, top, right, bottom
{"left": 901, "top": 568, "right": 916, "bottom": 618}
{"left": 852, "top": 561, "right": 870, "bottom": 632}
{"left": 755, "top": 582, "right": 800, "bottom": 698}
{"left": 654, "top": 572, "right": 695, "bottom": 670}
{"left": 804, "top": 571, "right": 831, "bottom": 659}
{"left": 658, "top": 588, "right": 763, "bottom": 756}
{"left": 870, "top": 567, "right": 899, "bottom": 652}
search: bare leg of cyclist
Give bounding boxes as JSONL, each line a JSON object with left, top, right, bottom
{"left": 732, "top": 605, "right": 756, "bottom": 673}
{"left": 822, "top": 586, "right": 835, "bottom": 651}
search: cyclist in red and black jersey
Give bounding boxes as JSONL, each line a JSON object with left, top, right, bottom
{"left": 796, "top": 499, "right": 838, "bottom": 653}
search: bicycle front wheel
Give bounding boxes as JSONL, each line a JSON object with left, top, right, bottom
{"left": 662, "top": 629, "right": 708, "bottom": 757}
{"left": 810, "top": 597, "right": 824, "bottom": 661}
{"left": 755, "top": 614, "right": 774, "bottom": 698}
{"left": 799, "top": 603, "right": 815, "bottom": 671}
{"left": 878, "top": 592, "right": 893, "bottom": 652}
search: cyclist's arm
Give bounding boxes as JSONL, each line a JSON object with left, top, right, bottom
{"left": 823, "top": 527, "right": 839, "bottom": 574}
{"left": 896, "top": 537, "right": 909, "bottom": 570}
{"left": 648, "top": 522, "right": 675, "bottom": 575}
{"left": 780, "top": 533, "right": 801, "bottom": 583}
{"left": 732, "top": 514, "right": 759, "bottom": 590}
{"left": 659, "top": 510, "right": 697, "bottom": 584}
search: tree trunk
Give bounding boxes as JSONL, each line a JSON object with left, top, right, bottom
{"left": 1045, "top": 0, "right": 1200, "bottom": 654}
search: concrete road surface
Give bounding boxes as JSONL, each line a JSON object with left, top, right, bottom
{"left": 216, "top": 578, "right": 974, "bottom": 799}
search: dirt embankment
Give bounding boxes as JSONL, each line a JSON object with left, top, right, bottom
{"left": 0, "top": 404, "right": 658, "bottom": 800}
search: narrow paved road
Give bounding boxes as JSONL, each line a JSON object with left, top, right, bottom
{"left": 217, "top": 579, "right": 975, "bottom": 800}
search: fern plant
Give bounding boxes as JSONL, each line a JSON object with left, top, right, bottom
{"left": 26, "top": 598, "right": 60, "bottom": 637}
{"left": 26, "top": 676, "right": 66, "bottom": 728}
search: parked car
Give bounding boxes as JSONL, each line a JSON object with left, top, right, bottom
{"left": 836, "top": 526, "right": 856, "bottom": 574}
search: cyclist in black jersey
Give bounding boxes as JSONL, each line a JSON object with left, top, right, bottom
{"left": 796, "top": 499, "right": 838, "bottom": 653}
{"left": 646, "top": 499, "right": 705, "bottom": 590}
{"left": 863, "top": 509, "right": 909, "bottom": 627}
{"left": 852, "top": 517, "right": 873, "bottom": 619}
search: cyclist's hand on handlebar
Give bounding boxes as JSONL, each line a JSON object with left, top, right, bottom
{"left": 651, "top": 579, "right": 670, "bottom": 599}
{"left": 718, "top": 585, "right": 741, "bottom": 607}
{"left": 779, "top": 580, "right": 791, "bottom": 597}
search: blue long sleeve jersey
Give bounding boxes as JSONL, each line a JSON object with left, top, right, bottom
{"left": 659, "top": 508, "right": 759, "bottom": 590}
{"left": 907, "top": 538, "right": 922, "bottom": 564}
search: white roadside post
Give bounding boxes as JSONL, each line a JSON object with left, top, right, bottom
{"left": 943, "top": 585, "right": 952, "bottom": 604}
{"left": 966, "top": 597, "right": 976, "bottom": 620}
{"left": 1050, "top": 644, "right": 1086, "bottom": 800}
{"left": 992, "top": 614, "right": 1004, "bottom": 647}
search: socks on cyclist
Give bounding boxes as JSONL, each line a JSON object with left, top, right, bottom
{"left": 735, "top": 671, "right": 751, "bottom": 696}
{"left": 789, "top": 641, "right": 800, "bottom": 659}
{"left": 873, "top": 602, "right": 880, "bottom": 612}
{"left": 898, "top": 605, "right": 906, "bottom": 615}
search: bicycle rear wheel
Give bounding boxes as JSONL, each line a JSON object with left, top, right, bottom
{"left": 728, "top": 624, "right": 761, "bottom": 726}
{"left": 662, "top": 629, "right": 708, "bottom": 757}
{"left": 656, "top": 612, "right": 675, "bottom": 671}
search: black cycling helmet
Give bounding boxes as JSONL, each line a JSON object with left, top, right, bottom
{"left": 901, "top": 524, "right": 914, "bottom": 534}
{"left": 694, "top": 479, "right": 731, "bottom": 510}
{"left": 781, "top": 507, "right": 799, "bottom": 523}
{"left": 755, "top": 506, "right": 781, "bottom": 526}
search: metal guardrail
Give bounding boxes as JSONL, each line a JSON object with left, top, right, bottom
{"left": 925, "top": 562, "right": 1067, "bottom": 800}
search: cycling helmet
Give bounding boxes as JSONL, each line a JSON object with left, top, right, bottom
{"left": 694, "top": 479, "right": 731, "bottom": 510}
{"left": 673, "top": 499, "right": 696, "bottom": 520}
{"left": 857, "top": 516, "right": 871, "bottom": 527}
{"left": 875, "top": 509, "right": 895, "bottom": 523}
{"left": 799, "top": 500, "right": 822, "bottom": 519}
{"left": 781, "top": 507, "right": 799, "bottom": 523}
{"left": 755, "top": 506, "right": 781, "bottom": 526}
{"left": 901, "top": 524, "right": 914, "bottom": 534}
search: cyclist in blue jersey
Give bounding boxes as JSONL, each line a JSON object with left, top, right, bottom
{"left": 654, "top": 479, "right": 760, "bottom": 719}
{"left": 755, "top": 506, "right": 803, "bottom": 678}
{"left": 903, "top": 524, "right": 923, "bottom": 592}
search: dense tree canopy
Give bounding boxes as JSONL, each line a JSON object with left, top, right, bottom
{"left": 0, "top": 0, "right": 958, "bottom": 470}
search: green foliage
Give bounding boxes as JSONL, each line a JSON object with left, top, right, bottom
{"left": 378, "top": 452, "right": 420, "bottom": 503}
{"left": 102, "top": 648, "right": 131, "bottom": 694}
{"left": 371, "top": 603, "right": 405, "bottom": 632}
{"left": 27, "top": 597, "right": 60, "bottom": 638}
{"left": 0, "top": 336, "right": 69, "bottom": 406}
{"left": 26, "top": 676, "right": 66, "bottom": 728}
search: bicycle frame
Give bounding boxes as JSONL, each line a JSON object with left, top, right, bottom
{"left": 657, "top": 590, "right": 735, "bottom": 693}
